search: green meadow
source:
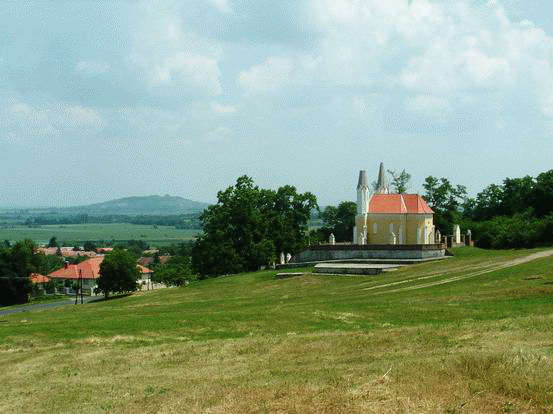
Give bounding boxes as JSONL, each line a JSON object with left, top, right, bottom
{"left": 1, "top": 247, "right": 553, "bottom": 413}
{"left": 0, "top": 223, "right": 200, "bottom": 246}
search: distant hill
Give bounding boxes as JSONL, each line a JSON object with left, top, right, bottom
{"left": 56, "top": 195, "right": 209, "bottom": 216}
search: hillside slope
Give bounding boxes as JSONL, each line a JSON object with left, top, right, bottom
{"left": 59, "top": 194, "right": 208, "bottom": 215}
{"left": 1, "top": 247, "right": 553, "bottom": 413}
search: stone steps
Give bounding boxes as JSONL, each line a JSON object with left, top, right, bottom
{"left": 313, "top": 263, "right": 405, "bottom": 275}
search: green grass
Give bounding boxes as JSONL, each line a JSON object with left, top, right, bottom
{"left": 0, "top": 223, "right": 200, "bottom": 246}
{"left": 1, "top": 247, "right": 553, "bottom": 413}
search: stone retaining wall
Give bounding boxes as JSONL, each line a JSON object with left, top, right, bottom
{"left": 292, "top": 244, "right": 445, "bottom": 262}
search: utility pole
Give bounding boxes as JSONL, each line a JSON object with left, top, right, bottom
{"left": 75, "top": 270, "right": 79, "bottom": 305}
{"left": 75, "top": 269, "right": 83, "bottom": 305}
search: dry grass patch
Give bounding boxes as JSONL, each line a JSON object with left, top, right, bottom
{"left": 2, "top": 318, "right": 553, "bottom": 413}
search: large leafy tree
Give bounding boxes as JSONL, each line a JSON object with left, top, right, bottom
{"left": 533, "top": 170, "right": 553, "bottom": 217}
{"left": 422, "top": 176, "right": 467, "bottom": 233}
{"left": 97, "top": 249, "right": 140, "bottom": 298}
{"left": 318, "top": 201, "right": 357, "bottom": 242}
{"left": 192, "top": 176, "right": 317, "bottom": 278}
{"left": 0, "top": 240, "right": 39, "bottom": 306}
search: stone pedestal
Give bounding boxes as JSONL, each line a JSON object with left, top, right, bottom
{"left": 453, "top": 224, "right": 461, "bottom": 244}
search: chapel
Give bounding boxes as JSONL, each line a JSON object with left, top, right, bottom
{"left": 353, "top": 163, "right": 435, "bottom": 245}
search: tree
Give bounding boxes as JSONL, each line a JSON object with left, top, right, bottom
{"left": 422, "top": 176, "right": 467, "bottom": 233}
{"left": 38, "top": 254, "right": 65, "bottom": 275}
{"left": 467, "top": 183, "right": 504, "bottom": 221}
{"left": 319, "top": 201, "right": 357, "bottom": 242}
{"left": 48, "top": 236, "right": 58, "bottom": 248}
{"left": 0, "top": 240, "right": 39, "bottom": 306}
{"left": 387, "top": 169, "right": 411, "bottom": 194}
{"left": 192, "top": 176, "right": 317, "bottom": 278}
{"left": 96, "top": 249, "right": 140, "bottom": 298}
{"left": 83, "top": 241, "right": 97, "bottom": 252}
{"left": 153, "top": 256, "right": 192, "bottom": 286}
{"left": 533, "top": 170, "right": 553, "bottom": 217}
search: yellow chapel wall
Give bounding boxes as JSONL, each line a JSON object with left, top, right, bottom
{"left": 366, "top": 214, "right": 434, "bottom": 245}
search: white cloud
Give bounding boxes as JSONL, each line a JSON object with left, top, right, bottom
{"left": 205, "top": 126, "right": 231, "bottom": 142}
{"left": 299, "top": 0, "right": 553, "bottom": 128}
{"left": 237, "top": 55, "right": 320, "bottom": 93}
{"left": 75, "top": 61, "right": 110, "bottom": 76}
{"left": 211, "top": 101, "right": 236, "bottom": 114}
{"left": 63, "top": 105, "right": 104, "bottom": 129}
{"left": 153, "top": 52, "right": 222, "bottom": 95}
{"left": 207, "top": 0, "right": 231, "bottom": 14}
{"left": 406, "top": 95, "right": 450, "bottom": 118}
{"left": 0, "top": 101, "right": 103, "bottom": 141}
{"left": 238, "top": 56, "right": 294, "bottom": 93}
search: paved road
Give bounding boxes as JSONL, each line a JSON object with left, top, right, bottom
{"left": 0, "top": 296, "right": 101, "bottom": 316}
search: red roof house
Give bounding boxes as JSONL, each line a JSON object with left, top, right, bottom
{"left": 30, "top": 273, "right": 50, "bottom": 284}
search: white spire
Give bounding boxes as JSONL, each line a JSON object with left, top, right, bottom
{"left": 356, "top": 170, "right": 369, "bottom": 215}
{"left": 375, "top": 162, "right": 389, "bottom": 194}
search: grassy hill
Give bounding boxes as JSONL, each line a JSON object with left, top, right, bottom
{"left": 58, "top": 195, "right": 209, "bottom": 215}
{"left": 1, "top": 247, "right": 553, "bottom": 413}
{"left": 1, "top": 195, "right": 209, "bottom": 216}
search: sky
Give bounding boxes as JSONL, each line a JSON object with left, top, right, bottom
{"left": 1, "top": 0, "right": 553, "bottom": 207}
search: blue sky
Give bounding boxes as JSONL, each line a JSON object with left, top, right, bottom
{"left": 1, "top": 0, "right": 553, "bottom": 206}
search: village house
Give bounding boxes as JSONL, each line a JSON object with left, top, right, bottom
{"left": 48, "top": 256, "right": 153, "bottom": 294}
{"left": 137, "top": 255, "right": 171, "bottom": 267}
{"left": 29, "top": 273, "right": 50, "bottom": 294}
{"left": 37, "top": 246, "right": 97, "bottom": 258}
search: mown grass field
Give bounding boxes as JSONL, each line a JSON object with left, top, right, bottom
{"left": 0, "top": 223, "right": 200, "bottom": 246}
{"left": 1, "top": 247, "right": 553, "bottom": 413}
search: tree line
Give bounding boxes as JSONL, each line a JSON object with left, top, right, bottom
{"left": 22, "top": 213, "right": 201, "bottom": 229}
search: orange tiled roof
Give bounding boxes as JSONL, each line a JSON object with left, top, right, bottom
{"left": 368, "top": 194, "right": 434, "bottom": 214}
{"left": 49, "top": 256, "right": 152, "bottom": 279}
{"left": 49, "top": 256, "right": 105, "bottom": 280}
{"left": 138, "top": 265, "right": 153, "bottom": 274}
{"left": 138, "top": 257, "right": 154, "bottom": 266}
{"left": 30, "top": 273, "right": 50, "bottom": 284}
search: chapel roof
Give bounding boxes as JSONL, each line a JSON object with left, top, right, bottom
{"left": 368, "top": 194, "right": 434, "bottom": 214}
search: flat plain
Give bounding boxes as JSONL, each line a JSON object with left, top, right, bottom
{"left": 0, "top": 223, "right": 200, "bottom": 245}
{"left": 1, "top": 247, "right": 553, "bottom": 413}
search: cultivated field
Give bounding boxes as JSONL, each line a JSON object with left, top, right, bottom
{"left": 0, "top": 223, "right": 200, "bottom": 246}
{"left": 1, "top": 247, "right": 553, "bottom": 413}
